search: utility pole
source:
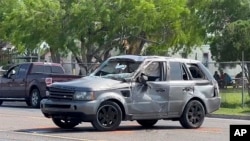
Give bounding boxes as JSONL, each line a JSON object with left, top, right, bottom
{"left": 242, "top": 51, "right": 245, "bottom": 108}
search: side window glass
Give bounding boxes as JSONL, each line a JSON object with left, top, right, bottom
{"left": 169, "top": 62, "right": 182, "bottom": 80}
{"left": 7, "top": 65, "right": 19, "bottom": 79}
{"left": 44, "top": 66, "right": 52, "bottom": 73}
{"left": 17, "top": 64, "right": 29, "bottom": 78}
{"left": 51, "top": 66, "right": 64, "bottom": 74}
{"left": 187, "top": 64, "right": 205, "bottom": 79}
{"left": 143, "top": 61, "right": 161, "bottom": 81}
{"left": 31, "top": 65, "right": 44, "bottom": 73}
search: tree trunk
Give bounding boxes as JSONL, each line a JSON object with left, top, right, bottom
{"left": 127, "top": 31, "right": 147, "bottom": 55}
{"left": 50, "top": 48, "right": 61, "bottom": 63}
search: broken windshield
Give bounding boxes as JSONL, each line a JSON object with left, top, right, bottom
{"left": 90, "top": 58, "right": 142, "bottom": 81}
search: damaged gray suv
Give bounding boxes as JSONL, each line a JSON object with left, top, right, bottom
{"left": 40, "top": 55, "right": 221, "bottom": 131}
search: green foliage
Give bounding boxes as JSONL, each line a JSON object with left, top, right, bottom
{"left": 210, "top": 20, "right": 250, "bottom": 62}
{"left": 202, "top": 0, "right": 250, "bottom": 59}
{"left": 200, "top": 0, "right": 250, "bottom": 84}
{"left": 0, "top": 0, "right": 208, "bottom": 73}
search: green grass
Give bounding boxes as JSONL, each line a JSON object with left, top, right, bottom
{"left": 213, "top": 108, "right": 250, "bottom": 115}
{"left": 212, "top": 88, "right": 250, "bottom": 116}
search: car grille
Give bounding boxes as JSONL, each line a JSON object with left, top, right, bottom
{"left": 48, "top": 87, "right": 75, "bottom": 100}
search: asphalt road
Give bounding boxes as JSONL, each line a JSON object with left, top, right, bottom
{"left": 1, "top": 102, "right": 250, "bottom": 141}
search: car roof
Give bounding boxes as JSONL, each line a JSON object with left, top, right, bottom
{"left": 18, "top": 62, "right": 62, "bottom": 66}
{"left": 110, "top": 55, "right": 200, "bottom": 64}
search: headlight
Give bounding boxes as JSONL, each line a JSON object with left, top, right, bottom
{"left": 73, "top": 91, "right": 95, "bottom": 101}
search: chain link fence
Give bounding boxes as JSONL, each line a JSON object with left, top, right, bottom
{"left": 205, "top": 61, "right": 250, "bottom": 108}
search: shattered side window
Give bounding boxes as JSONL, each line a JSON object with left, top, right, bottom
{"left": 143, "top": 61, "right": 161, "bottom": 81}
{"left": 187, "top": 64, "right": 205, "bottom": 79}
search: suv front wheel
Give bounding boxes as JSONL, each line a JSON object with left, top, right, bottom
{"left": 179, "top": 100, "right": 205, "bottom": 129}
{"left": 91, "top": 101, "right": 122, "bottom": 131}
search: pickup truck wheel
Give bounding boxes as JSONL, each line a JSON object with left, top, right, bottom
{"left": 25, "top": 100, "right": 31, "bottom": 106}
{"left": 91, "top": 101, "right": 122, "bottom": 131}
{"left": 52, "top": 118, "right": 79, "bottom": 129}
{"left": 179, "top": 100, "right": 205, "bottom": 129}
{"left": 29, "top": 88, "right": 41, "bottom": 108}
{"left": 137, "top": 120, "right": 158, "bottom": 128}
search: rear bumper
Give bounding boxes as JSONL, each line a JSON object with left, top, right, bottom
{"left": 40, "top": 99, "right": 97, "bottom": 122}
{"left": 205, "top": 97, "right": 221, "bottom": 113}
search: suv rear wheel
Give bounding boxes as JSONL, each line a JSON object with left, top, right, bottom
{"left": 91, "top": 101, "right": 122, "bottom": 131}
{"left": 179, "top": 100, "right": 205, "bottom": 129}
{"left": 52, "top": 118, "right": 80, "bottom": 129}
{"left": 137, "top": 120, "right": 158, "bottom": 128}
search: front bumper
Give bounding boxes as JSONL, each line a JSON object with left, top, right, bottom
{"left": 40, "top": 99, "right": 98, "bottom": 122}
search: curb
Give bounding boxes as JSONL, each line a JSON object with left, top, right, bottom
{"left": 207, "top": 114, "right": 250, "bottom": 120}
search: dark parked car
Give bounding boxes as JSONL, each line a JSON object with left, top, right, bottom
{"left": 0, "top": 62, "right": 81, "bottom": 108}
{"left": 41, "top": 55, "right": 221, "bottom": 131}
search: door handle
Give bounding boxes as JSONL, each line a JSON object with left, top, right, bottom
{"left": 183, "top": 87, "right": 193, "bottom": 91}
{"left": 156, "top": 89, "right": 165, "bottom": 92}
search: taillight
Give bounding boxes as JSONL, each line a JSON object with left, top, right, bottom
{"left": 45, "top": 77, "right": 53, "bottom": 86}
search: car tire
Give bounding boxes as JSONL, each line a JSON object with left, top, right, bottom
{"left": 0, "top": 100, "right": 3, "bottom": 106}
{"left": 25, "top": 98, "right": 31, "bottom": 106}
{"left": 137, "top": 120, "right": 158, "bottom": 128}
{"left": 52, "top": 118, "right": 79, "bottom": 129}
{"left": 29, "top": 88, "right": 41, "bottom": 108}
{"left": 179, "top": 100, "right": 205, "bottom": 129}
{"left": 91, "top": 101, "right": 122, "bottom": 131}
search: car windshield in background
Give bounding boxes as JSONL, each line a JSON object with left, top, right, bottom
{"left": 91, "top": 59, "right": 142, "bottom": 81}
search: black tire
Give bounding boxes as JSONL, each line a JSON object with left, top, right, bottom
{"left": 25, "top": 98, "right": 31, "bottom": 106}
{"left": 0, "top": 100, "right": 3, "bottom": 106}
{"left": 137, "top": 120, "right": 158, "bottom": 128}
{"left": 29, "top": 88, "right": 41, "bottom": 108}
{"left": 179, "top": 100, "right": 205, "bottom": 129}
{"left": 91, "top": 101, "right": 122, "bottom": 131}
{"left": 52, "top": 118, "right": 79, "bottom": 129}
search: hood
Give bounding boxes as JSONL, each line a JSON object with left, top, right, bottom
{"left": 51, "top": 76, "right": 129, "bottom": 91}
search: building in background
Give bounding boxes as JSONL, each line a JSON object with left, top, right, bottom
{"left": 171, "top": 45, "right": 242, "bottom": 79}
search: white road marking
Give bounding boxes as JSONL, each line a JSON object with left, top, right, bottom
{"left": 0, "top": 130, "right": 106, "bottom": 141}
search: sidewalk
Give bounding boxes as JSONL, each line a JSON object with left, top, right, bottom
{"left": 207, "top": 114, "right": 250, "bottom": 120}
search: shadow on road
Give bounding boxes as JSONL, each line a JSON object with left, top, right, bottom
{"left": 15, "top": 125, "right": 183, "bottom": 134}
{"left": 1, "top": 102, "right": 34, "bottom": 109}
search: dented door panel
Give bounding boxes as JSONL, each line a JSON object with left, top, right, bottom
{"left": 128, "top": 81, "right": 169, "bottom": 117}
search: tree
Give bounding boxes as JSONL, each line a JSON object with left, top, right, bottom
{"left": 0, "top": 0, "right": 63, "bottom": 62}
{"left": 0, "top": 0, "right": 207, "bottom": 75}
{"left": 61, "top": 0, "right": 207, "bottom": 74}
{"left": 210, "top": 20, "right": 250, "bottom": 80}
{"left": 200, "top": 0, "right": 250, "bottom": 83}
